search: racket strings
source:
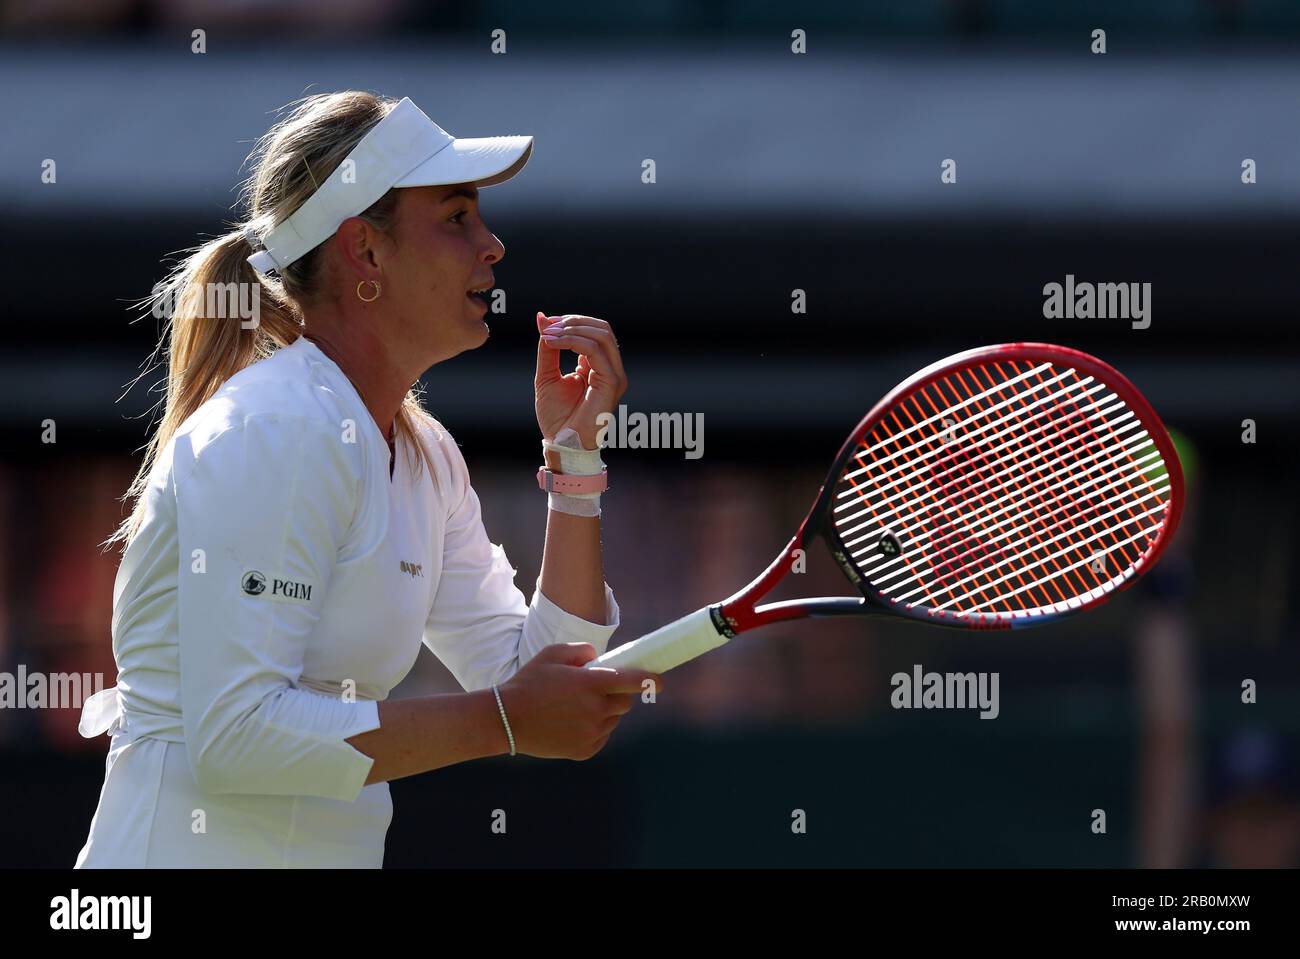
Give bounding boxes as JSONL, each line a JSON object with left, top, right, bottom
{"left": 950, "top": 362, "right": 1130, "bottom": 597}
{"left": 848, "top": 425, "right": 1155, "bottom": 578}
{"left": 847, "top": 376, "right": 1060, "bottom": 608}
{"left": 1034, "top": 364, "right": 1168, "bottom": 568}
{"left": 841, "top": 416, "right": 1153, "bottom": 558}
{"left": 920, "top": 366, "right": 1112, "bottom": 605}
{"left": 839, "top": 452, "right": 937, "bottom": 598}
{"left": 835, "top": 373, "right": 1120, "bottom": 513}
{"left": 1059, "top": 364, "right": 1164, "bottom": 535}
{"left": 832, "top": 361, "right": 1174, "bottom": 619}
{"left": 842, "top": 378, "right": 1145, "bottom": 569}
{"left": 924, "top": 367, "right": 1080, "bottom": 605}
{"left": 837, "top": 362, "right": 1067, "bottom": 486}
{"left": 845, "top": 400, "right": 1034, "bottom": 612}
{"left": 895, "top": 386, "right": 1031, "bottom": 607}
{"left": 884, "top": 366, "right": 1169, "bottom": 613}
{"left": 853, "top": 370, "right": 1131, "bottom": 542}
{"left": 1020, "top": 365, "right": 1148, "bottom": 574}
{"left": 934, "top": 362, "right": 1163, "bottom": 611}
{"left": 911, "top": 364, "right": 1161, "bottom": 608}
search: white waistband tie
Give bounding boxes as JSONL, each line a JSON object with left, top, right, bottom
{"left": 78, "top": 685, "right": 123, "bottom": 738}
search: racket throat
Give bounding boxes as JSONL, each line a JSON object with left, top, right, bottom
{"left": 716, "top": 533, "right": 808, "bottom": 635}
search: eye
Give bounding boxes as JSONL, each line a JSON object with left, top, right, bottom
{"left": 449, "top": 209, "right": 470, "bottom": 224}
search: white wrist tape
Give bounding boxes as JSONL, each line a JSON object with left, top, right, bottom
{"left": 543, "top": 427, "right": 605, "bottom": 474}
{"left": 542, "top": 427, "right": 605, "bottom": 517}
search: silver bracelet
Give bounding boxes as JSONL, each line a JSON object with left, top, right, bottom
{"left": 491, "top": 683, "right": 516, "bottom": 756}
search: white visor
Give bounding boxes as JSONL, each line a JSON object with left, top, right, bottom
{"left": 247, "top": 97, "right": 533, "bottom": 274}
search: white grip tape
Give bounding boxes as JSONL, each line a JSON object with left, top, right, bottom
{"left": 587, "top": 606, "right": 730, "bottom": 673}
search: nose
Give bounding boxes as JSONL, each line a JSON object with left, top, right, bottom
{"left": 482, "top": 231, "right": 505, "bottom": 264}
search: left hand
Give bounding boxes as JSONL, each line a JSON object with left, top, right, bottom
{"left": 534, "top": 312, "right": 628, "bottom": 449}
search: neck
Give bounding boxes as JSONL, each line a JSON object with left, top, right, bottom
{"left": 300, "top": 321, "right": 411, "bottom": 442}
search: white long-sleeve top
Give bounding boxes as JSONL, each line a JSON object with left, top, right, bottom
{"left": 75, "top": 335, "right": 620, "bottom": 867}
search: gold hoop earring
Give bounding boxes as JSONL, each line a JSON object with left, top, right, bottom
{"left": 356, "top": 279, "right": 382, "bottom": 303}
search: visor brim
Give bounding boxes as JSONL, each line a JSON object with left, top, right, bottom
{"left": 394, "top": 135, "right": 533, "bottom": 190}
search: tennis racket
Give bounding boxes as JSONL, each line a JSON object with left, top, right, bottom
{"left": 590, "top": 342, "right": 1184, "bottom": 674}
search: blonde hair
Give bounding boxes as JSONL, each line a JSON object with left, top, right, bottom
{"left": 105, "top": 90, "right": 442, "bottom": 550}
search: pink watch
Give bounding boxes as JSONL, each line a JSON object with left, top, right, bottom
{"left": 536, "top": 467, "right": 608, "bottom": 495}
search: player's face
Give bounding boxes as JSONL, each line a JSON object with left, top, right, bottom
{"left": 384, "top": 183, "right": 505, "bottom": 362}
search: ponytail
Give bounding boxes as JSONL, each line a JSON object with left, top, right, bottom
{"left": 103, "top": 228, "right": 302, "bottom": 550}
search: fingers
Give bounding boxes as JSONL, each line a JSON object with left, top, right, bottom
{"left": 541, "top": 331, "right": 625, "bottom": 397}
{"left": 534, "top": 311, "right": 563, "bottom": 386}
{"left": 541, "top": 314, "right": 618, "bottom": 340}
{"left": 538, "top": 314, "right": 629, "bottom": 389}
{"left": 602, "top": 691, "right": 637, "bottom": 717}
{"left": 552, "top": 321, "right": 625, "bottom": 383}
{"left": 539, "top": 316, "right": 627, "bottom": 393}
{"left": 585, "top": 667, "right": 663, "bottom": 696}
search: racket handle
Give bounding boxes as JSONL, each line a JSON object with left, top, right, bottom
{"left": 587, "top": 606, "right": 730, "bottom": 673}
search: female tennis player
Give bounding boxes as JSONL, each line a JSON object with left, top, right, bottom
{"left": 73, "top": 91, "right": 659, "bottom": 868}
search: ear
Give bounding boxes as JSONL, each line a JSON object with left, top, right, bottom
{"left": 334, "top": 215, "right": 387, "bottom": 278}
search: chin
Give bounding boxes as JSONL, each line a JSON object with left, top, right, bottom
{"left": 445, "top": 324, "right": 489, "bottom": 359}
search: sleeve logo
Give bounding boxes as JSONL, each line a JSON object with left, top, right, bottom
{"left": 241, "top": 569, "right": 314, "bottom": 604}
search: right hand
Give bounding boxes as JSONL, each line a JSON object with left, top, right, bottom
{"left": 533, "top": 312, "right": 629, "bottom": 448}
{"left": 498, "top": 643, "right": 662, "bottom": 760}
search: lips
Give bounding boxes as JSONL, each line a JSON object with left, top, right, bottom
{"left": 467, "top": 279, "right": 493, "bottom": 310}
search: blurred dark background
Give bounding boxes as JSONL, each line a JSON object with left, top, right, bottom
{"left": 1, "top": 1, "right": 1297, "bottom": 867}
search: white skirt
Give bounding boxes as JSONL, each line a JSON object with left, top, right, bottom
{"left": 75, "top": 728, "right": 393, "bottom": 868}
